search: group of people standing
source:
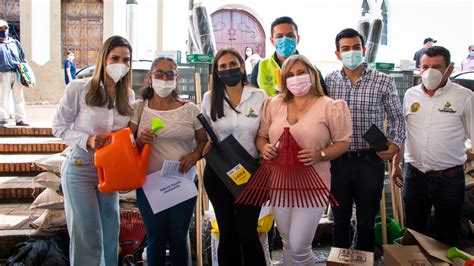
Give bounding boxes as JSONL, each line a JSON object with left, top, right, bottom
{"left": 51, "top": 15, "right": 472, "bottom": 266}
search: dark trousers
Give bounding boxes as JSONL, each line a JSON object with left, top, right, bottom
{"left": 136, "top": 188, "right": 196, "bottom": 266}
{"left": 203, "top": 165, "right": 266, "bottom": 266}
{"left": 403, "top": 164, "right": 465, "bottom": 246}
{"left": 330, "top": 152, "right": 385, "bottom": 252}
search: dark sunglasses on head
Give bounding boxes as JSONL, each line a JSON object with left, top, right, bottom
{"left": 152, "top": 70, "right": 177, "bottom": 79}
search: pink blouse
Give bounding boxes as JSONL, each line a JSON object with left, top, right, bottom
{"left": 258, "top": 95, "right": 352, "bottom": 188}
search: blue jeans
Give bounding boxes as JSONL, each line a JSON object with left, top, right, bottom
{"left": 61, "top": 148, "right": 120, "bottom": 266}
{"left": 403, "top": 164, "right": 465, "bottom": 246}
{"left": 136, "top": 188, "right": 196, "bottom": 266}
{"left": 330, "top": 152, "right": 385, "bottom": 252}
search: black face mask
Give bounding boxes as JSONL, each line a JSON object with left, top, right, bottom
{"left": 218, "top": 68, "right": 242, "bottom": 87}
{"left": 0, "top": 31, "right": 7, "bottom": 38}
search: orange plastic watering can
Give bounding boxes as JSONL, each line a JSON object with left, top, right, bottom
{"left": 95, "top": 118, "right": 165, "bottom": 193}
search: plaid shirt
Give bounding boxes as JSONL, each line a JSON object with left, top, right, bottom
{"left": 325, "top": 66, "right": 406, "bottom": 150}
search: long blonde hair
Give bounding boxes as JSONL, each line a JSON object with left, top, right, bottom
{"left": 280, "top": 54, "right": 324, "bottom": 102}
{"left": 85, "top": 35, "right": 133, "bottom": 116}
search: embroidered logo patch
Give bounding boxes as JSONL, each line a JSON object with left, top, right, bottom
{"left": 410, "top": 102, "right": 420, "bottom": 113}
{"left": 245, "top": 108, "right": 258, "bottom": 118}
{"left": 438, "top": 101, "right": 456, "bottom": 113}
{"left": 74, "top": 159, "right": 83, "bottom": 166}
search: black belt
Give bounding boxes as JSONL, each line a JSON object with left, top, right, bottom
{"left": 342, "top": 148, "right": 375, "bottom": 158}
{"left": 408, "top": 163, "right": 463, "bottom": 178}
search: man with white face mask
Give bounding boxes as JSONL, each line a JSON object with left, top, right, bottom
{"left": 393, "top": 46, "right": 473, "bottom": 246}
{"left": 325, "top": 28, "right": 406, "bottom": 252}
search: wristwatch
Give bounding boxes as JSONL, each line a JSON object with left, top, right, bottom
{"left": 320, "top": 150, "right": 327, "bottom": 161}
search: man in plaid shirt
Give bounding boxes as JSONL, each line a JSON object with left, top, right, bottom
{"left": 325, "top": 28, "right": 406, "bottom": 252}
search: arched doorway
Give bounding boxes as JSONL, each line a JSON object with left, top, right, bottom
{"left": 211, "top": 9, "right": 265, "bottom": 59}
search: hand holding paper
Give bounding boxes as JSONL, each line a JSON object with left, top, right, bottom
{"left": 142, "top": 160, "right": 197, "bottom": 214}
{"left": 161, "top": 160, "right": 197, "bottom": 182}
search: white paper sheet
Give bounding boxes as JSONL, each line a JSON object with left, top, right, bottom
{"left": 161, "top": 160, "right": 197, "bottom": 182}
{"left": 142, "top": 161, "right": 197, "bottom": 214}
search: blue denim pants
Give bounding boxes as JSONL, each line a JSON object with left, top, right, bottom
{"left": 330, "top": 152, "right": 385, "bottom": 252}
{"left": 136, "top": 188, "right": 196, "bottom": 266}
{"left": 61, "top": 147, "right": 120, "bottom": 266}
{"left": 403, "top": 164, "right": 465, "bottom": 246}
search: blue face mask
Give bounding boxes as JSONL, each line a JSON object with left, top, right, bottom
{"left": 340, "top": 50, "right": 363, "bottom": 70}
{"left": 0, "top": 30, "right": 8, "bottom": 38}
{"left": 275, "top": 37, "right": 297, "bottom": 58}
{"left": 470, "top": 51, "right": 474, "bottom": 57}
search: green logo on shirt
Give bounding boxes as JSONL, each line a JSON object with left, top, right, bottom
{"left": 438, "top": 101, "right": 456, "bottom": 113}
{"left": 245, "top": 108, "right": 258, "bottom": 118}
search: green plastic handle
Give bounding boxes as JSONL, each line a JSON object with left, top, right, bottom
{"left": 448, "top": 247, "right": 473, "bottom": 261}
{"left": 151, "top": 117, "right": 165, "bottom": 133}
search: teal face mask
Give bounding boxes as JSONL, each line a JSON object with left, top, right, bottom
{"left": 275, "top": 37, "right": 297, "bottom": 58}
{"left": 340, "top": 50, "right": 363, "bottom": 70}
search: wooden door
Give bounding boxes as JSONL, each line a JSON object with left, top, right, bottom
{"left": 61, "top": 0, "right": 103, "bottom": 68}
{"left": 211, "top": 9, "right": 266, "bottom": 59}
{"left": 0, "top": 0, "right": 20, "bottom": 41}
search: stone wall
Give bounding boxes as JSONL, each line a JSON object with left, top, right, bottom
{"left": 21, "top": 0, "right": 73, "bottom": 104}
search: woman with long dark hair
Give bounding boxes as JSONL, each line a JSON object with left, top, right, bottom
{"left": 53, "top": 35, "right": 134, "bottom": 265}
{"left": 201, "top": 48, "right": 266, "bottom": 265}
{"left": 130, "top": 57, "right": 207, "bottom": 265}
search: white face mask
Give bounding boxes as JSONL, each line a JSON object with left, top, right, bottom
{"left": 106, "top": 63, "right": 129, "bottom": 84}
{"left": 152, "top": 79, "right": 176, "bottom": 97}
{"left": 421, "top": 68, "right": 447, "bottom": 91}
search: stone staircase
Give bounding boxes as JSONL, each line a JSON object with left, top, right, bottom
{"left": 0, "top": 125, "right": 68, "bottom": 259}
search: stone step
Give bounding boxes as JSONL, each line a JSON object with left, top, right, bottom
{"left": 0, "top": 126, "right": 54, "bottom": 137}
{"left": 0, "top": 227, "right": 69, "bottom": 260}
{"left": 0, "top": 176, "right": 45, "bottom": 203}
{"left": 0, "top": 154, "right": 51, "bottom": 176}
{"left": 0, "top": 137, "right": 66, "bottom": 154}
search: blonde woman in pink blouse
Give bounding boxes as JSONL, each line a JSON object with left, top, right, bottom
{"left": 257, "top": 54, "right": 352, "bottom": 265}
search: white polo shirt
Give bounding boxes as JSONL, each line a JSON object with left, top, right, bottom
{"left": 201, "top": 86, "right": 267, "bottom": 159}
{"left": 403, "top": 80, "right": 473, "bottom": 172}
